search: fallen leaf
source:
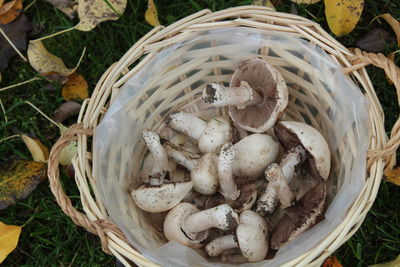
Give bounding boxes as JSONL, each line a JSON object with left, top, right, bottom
{"left": 356, "top": 28, "right": 395, "bottom": 52}
{"left": 0, "top": 0, "right": 22, "bottom": 25}
{"left": 290, "top": 0, "right": 321, "bottom": 3}
{"left": 21, "top": 134, "right": 49, "bottom": 162}
{"left": 0, "top": 221, "right": 21, "bottom": 263}
{"left": 375, "top": 14, "right": 400, "bottom": 46}
{"left": 325, "top": 0, "right": 364, "bottom": 36}
{"left": 0, "top": 159, "right": 46, "bottom": 209}
{"left": 65, "top": 164, "right": 75, "bottom": 179}
{"left": 253, "top": 0, "right": 275, "bottom": 10}
{"left": 41, "top": 71, "right": 68, "bottom": 84}
{"left": 384, "top": 167, "right": 400, "bottom": 186}
{"left": 75, "top": 0, "right": 127, "bottom": 31}
{"left": 145, "top": 0, "right": 160, "bottom": 26}
{"left": 321, "top": 256, "right": 342, "bottom": 267}
{"left": 53, "top": 101, "right": 81, "bottom": 123}
{"left": 370, "top": 255, "right": 400, "bottom": 267}
{"left": 61, "top": 72, "right": 88, "bottom": 100}
{"left": 43, "top": 0, "right": 77, "bottom": 19}
{"left": 27, "top": 40, "right": 71, "bottom": 76}
{"left": 59, "top": 124, "right": 78, "bottom": 166}
{"left": 0, "top": 14, "right": 33, "bottom": 71}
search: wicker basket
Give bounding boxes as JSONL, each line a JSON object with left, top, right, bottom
{"left": 48, "top": 6, "right": 400, "bottom": 267}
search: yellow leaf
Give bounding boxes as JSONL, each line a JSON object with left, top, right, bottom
{"left": 62, "top": 72, "right": 88, "bottom": 100}
{"left": 21, "top": 134, "right": 49, "bottom": 162}
{"left": 0, "top": 221, "right": 21, "bottom": 263}
{"left": 75, "top": 0, "right": 127, "bottom": 31}
{"left": 252, "top": 0, "right": 275, "bottom": 10}
{"left": 145, "top": 0, "right": 160, "bottom": 26}
{"left": 0, "top": 159, "right": 46, "bottom": 209}
{"left": 27, "top": 40, "right": 71, "bottom": 76}
{"left": 321, "top": 256, "right": 343, "bottom": 267}
{"left": 384, "top": 167, "right": 400, "bottom": 186}
{"left": 0, "top": 0, "right": 22, "bottom": 25}
{"left": 370, "top": 255, "right": 400, "bottom": 267}
{"left": 375, "top": 14, "right": 400, "bottom": 47}
{"left": 290, "top": 0, "right": 321, "bottom": 4}
{"left": 325, "top": 0, "right": 364, "bottom": 36}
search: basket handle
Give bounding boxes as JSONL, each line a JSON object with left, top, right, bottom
{"left": 47, "top": 123, "right": 127, "bottom": 254}
{"left": 345, "top": 48, "right": 400, "bottom": 171}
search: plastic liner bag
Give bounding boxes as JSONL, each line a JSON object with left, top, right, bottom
{"left": 93, "top": 27, "right": 370, "bottom": 266}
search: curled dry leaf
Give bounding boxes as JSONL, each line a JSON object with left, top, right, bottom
{"left": 321, "top": 256, "right": 342, "bottom": 267}
{"left": 384, "top": 167, "right": 400, "bottom": 186}
{"left": 356, "top": 28, "right": 395, "bottom": 52}
{"left": 0, "top": 14, "right": 33, "bottom": 71}
{"left": 290, "top": 0, "right": 321, "bottom": 4}
{"left": 375, "top": 14, "right": 400, "bottom": 46}
{"left": 75, "top": 0, "right": 127, "bottom": 31}
{"left": 145, "top": 0, "right": 160, "bottom": 26}
{"left": 61, "top": 72, "right": 88, "bottom": 100}
{"left": 27, "top": 40, "right": 71, "bottom": 76}
{"left": 0, "top": 221, "right": 21, "bottom": 263}
{"left": 325, "top": 0, "right": 364, "bottom": 36}
{"left": 0, "top": 159, "right": 46, "bottom": 209}
{"left": 0, "top": 0, "right": 22, "bottom": 25}
{"left": 53, "top": 101, "right": 81, "bottom": 123}
{"left": 21, "top": 134, "right": 49, "bottom": 162}
{"left": 43, "top": 0, "right": 77, "bottom": 19}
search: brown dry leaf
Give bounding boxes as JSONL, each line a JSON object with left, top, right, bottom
{"left": 41, "top": 71, "right": 69, "bottom": 84}
{"left": 252, "top": 0, "right": 275, "bottom": 10}
{"left": 0, "top": 159, "right": 46, "bottom": 209}
{"left": 145, "top": 0, "right": 160, "bottom": 26}
{"left": 375, "top": 14, "right": 400, "bottom": 46}
{"left": 62, "top": 72, "right": 88, "bottom": 100}
{"left": 321, "top": 256, "right": 342, "bottom": 267}
{"left": 384, "top": 167, "right": 400, "bottom": 186}
{"left": 370, "top": 255, "right": 400, "bottom": 267}
{"left": 75, "top": 0, "right": 127, "bottom": 31}
{"left": 20, "top": 134, "right": 49, "bottom": 162}
{"left": 43, "top": 0, "right": 77, "bottom": 19}
{"left": 290, "top": 0, "right": 321, "bottom": 3}
{"left": 53, "top": 101, "right": 81, "bottom": 123}
{"left": 325, "top": 0, "right": 364, "bottom": 36}
{"left": 0, "top": 221, "right": 21, "bottom": 263}
{"left": 27, "top": 40, "right": 71, "bottom": 76}
{"left": 0, "top": 0, "right": 22, "bottom": 25}
{"left": 356, "top": 28, "right": 395, "bottom": 53}
{"left": 0, "top": 14, "right": 33, "bottom": 71}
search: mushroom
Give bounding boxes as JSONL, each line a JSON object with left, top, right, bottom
{"left": 270, "top": 183, "right": 326, "bottom": 250}
{"left": 256, "top": 121, "right": 331, "bottom": 215}
{"left": 202, "top": 58, "right": 288, "bottom": 133}
{"left": 165, "top": 142, "right": 218, "bottom": 195}
{"left": 139, "top": 152, "right": 177, "bottom": 182}
{"left": 205, "top": 143, "right": 257, "bottom": 212}
{"left": 205, "top": 210, "right": 268, "bottom": 263}
{"left": 167, "top": 111, "right": 232, "bottom": 153}
{"left": 130, "top": 131, "right": 193, "bottom": 213}
{"left": 163, "top": 203, "right": 239, "bottom": 248}
{"left": 233, "top": 133, "right": 279, "bottom": 179}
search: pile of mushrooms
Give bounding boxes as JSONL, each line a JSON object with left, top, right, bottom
{"left": 130, "top": 57, "right": 331, "bottom": 263}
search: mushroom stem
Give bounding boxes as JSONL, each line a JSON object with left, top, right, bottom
{"left": 164, "top": 143, "right": 199, "bottom": 171}
{"left": 218, "top": 143, "right": 240, "bottom": 201}
{"left": 143, "top": 130, "right": 169, "bottom": 185}
{"left": 205, "top": 235, "right": 238, "bottom": 257}
{"left": 167, "top": 111, "right": 207, "bottom": 140}
{"left": 184, "top": 204, "right": 238, "bottom": 233}
{"left": 280, "top": 145, "right": 307, "bottom": 182}
{"left": 202, "top": 82, "right": 263, "bottom": 108}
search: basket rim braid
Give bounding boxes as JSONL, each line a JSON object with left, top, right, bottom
{"left": 47, "top": 5, "right": 400, "bottom": 267}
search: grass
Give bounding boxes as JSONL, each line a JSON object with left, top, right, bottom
{"left": 0, "top": 0, "right": 399, "bottom": 266}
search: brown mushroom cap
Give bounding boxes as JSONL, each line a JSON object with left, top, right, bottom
{"left": 229, "top": 58, "right": 288, "bottom": 133}
{"left": 270, "top": 183, "right": 326, "bottom": 250}
{"left": 274, "top": 121, "right": 331, "bottom": 181}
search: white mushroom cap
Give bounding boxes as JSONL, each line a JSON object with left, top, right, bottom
{"left": 233, "top": 133, "right": 279, "bottom": 179}
{"left": 229, "top": 58, "right": 288, "bottom": 133}
{"left": 237, "top": 210, "right": 269, "bottom": 262}
{"left": 275, "top": 121, "right": 331, "bottom": 180}
{"left": 131, "top": 182, "right": 193, "bottom": 213}
{"left": 191, "top": 153, "right": 219, "bottom": 195}
{"left": 198, "top": 117, "right": 232, "bottom": 153}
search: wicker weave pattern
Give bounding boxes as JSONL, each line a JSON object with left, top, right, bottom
{"left": 47, "top": 6, "right": 400, "bottom": 267}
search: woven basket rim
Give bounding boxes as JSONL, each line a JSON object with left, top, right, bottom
{"left": 47, "top": 5, "right": 400, "bottom": 267}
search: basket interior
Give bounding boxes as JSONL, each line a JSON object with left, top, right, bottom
{"left": 93, "top": 27, "right": 370, "bottom": 266}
